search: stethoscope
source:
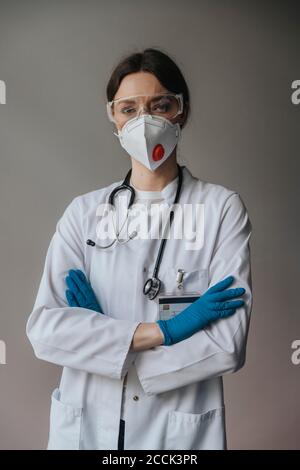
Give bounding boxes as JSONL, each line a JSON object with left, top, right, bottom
{"left": 86, "top": 163, "right": 183, "bottom": 300}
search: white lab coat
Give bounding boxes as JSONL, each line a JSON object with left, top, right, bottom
{"left": 26, "top": 165, "right": 253, "bottom": 450}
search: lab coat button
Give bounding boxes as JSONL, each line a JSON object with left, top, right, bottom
{"left": 133, "top": 395, "right": 139, "bottom": 401}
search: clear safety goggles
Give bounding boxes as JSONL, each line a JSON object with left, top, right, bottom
{"left": 106, "top": 92, "right": 184, "bottom": 124}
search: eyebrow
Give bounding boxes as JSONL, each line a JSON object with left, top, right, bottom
{"left": 116, "top": 99, "right": 137, "bottom": 104}
{"left": 116, "top": 97, "right": 168, "bottom": 106}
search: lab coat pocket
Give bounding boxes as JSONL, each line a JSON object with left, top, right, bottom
{"left": 165, "top": 406, "right": 225, "bottom": 450}
{"left": 163, "top": 267, "right": 209, "bottom": 295}
{"left": 47, "top": 388, "right": 83, "bottom": 450}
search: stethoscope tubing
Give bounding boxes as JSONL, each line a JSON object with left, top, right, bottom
{"left": 86, "top": 163, "right": 183, "bottom": 300}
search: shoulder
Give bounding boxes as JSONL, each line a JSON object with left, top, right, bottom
{"left": 74, "top": 177, "right": 123, "bottom": 208}
{"left": 189, "top": 172, "right": 240, "bottom": 207}
{"left": 57, "top": 177, "right": 124, "bottom": 227}
{"left": 190, "top": 178, "right": 252, "bottom": 241}
{"left": 64, "top": 177, "right": 123, "bottom": 212}
{"left": 186, "top": 167, "right": 250, "bottom": 220}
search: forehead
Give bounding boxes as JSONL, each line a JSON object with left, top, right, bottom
{"left": 114, "top": 72, "right": 169, "bottom": 100}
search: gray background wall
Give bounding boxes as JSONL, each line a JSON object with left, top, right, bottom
{"left": 0, "top": 0, "right": 299, "bottom": 449}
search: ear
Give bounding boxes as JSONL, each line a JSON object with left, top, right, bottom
{"left": 177, "top": 107, "right": 187, "bottom": 128}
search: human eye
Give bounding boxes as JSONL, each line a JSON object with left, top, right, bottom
{"left": 156, "top": 102, "right": 171, "bottom": 111}
{"left": 152, "top": 98, "right": 171, "bottom": 113}
{"left": 121, "top": 106, "right": 136, "bottom": 115}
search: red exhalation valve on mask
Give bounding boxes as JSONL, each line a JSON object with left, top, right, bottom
{"left": 152, "top": 144, "right": 165, "bottom": 161}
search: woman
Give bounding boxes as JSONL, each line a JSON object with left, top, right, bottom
{"left": 26, "top": 48, "right": 252, "bottom": 450}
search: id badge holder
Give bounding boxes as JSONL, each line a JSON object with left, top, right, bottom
{"left": 158, "top": 269, "right": 201, "bottom": 321}
{"left": 158, "top": 293, "right": 201, "bottom": 321}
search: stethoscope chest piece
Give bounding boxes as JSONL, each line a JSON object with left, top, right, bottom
{"left": 143, "top": 277, "right": 161, "bottom": 301}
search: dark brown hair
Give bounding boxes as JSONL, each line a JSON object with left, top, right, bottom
{"left": 106, "top": 48, "right": 190, "bottom": 129}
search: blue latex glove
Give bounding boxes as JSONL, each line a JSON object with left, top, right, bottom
{"left": 65, "top": 269, "right": 102, "bottom": 313}
{"left": 156, "top": 275, "right": 245, "bottom": 346}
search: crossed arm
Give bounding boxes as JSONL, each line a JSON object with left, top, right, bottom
{"left": 65, "top": 269, "right": 245, "bottom": 350}
{"left": 27, "top": 192, "right": 252, "bottom": 395}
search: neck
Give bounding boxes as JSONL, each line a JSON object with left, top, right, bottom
{"left": 130, "top": 150, "right": 179, "bottom": 191}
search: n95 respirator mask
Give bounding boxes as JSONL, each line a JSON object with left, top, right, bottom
{"left": 113, "top": 114, "right": 181, "bottom": 171}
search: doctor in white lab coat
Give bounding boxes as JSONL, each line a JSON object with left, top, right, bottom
{"left": 26, "top": 48, "right": 253, "bottom": 450}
